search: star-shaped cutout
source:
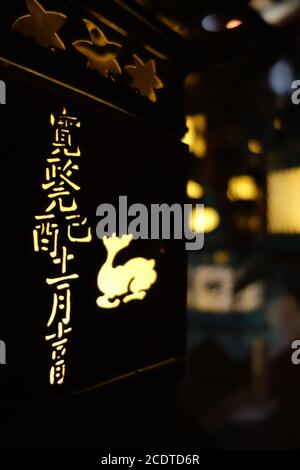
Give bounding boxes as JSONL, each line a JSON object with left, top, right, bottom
{"left": 12, "top": 0, "right": 67, "bottom": 50}
{"left": 125, "top": 55, "right": 164, "bottom": 103}
{"left": 73, "top": 20, "right": 122, "bottom": 78}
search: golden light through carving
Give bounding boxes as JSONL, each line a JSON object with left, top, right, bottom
{"left": 33, "top": 108, "right": 92, "bottom": 386}
{"left": 73, "top": 19, "right": 122, "bottom": 77}
{"left": 12, "top": 0, "right": 67, "bottom": 50}
{"left": 125, "top": 55, "right": 163, "bottom": 102}
{"left": 97, "top": 233, "right": 157, "bottom": 309}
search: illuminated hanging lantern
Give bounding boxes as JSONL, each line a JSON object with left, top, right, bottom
{"left": 0, "top": 0, "right": 187, "bottom": 440}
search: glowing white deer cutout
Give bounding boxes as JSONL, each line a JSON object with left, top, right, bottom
{"left": 96, "top": 233, "right": 157, "bottom": 309}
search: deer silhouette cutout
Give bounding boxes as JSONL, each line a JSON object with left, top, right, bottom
{"left": 96, "top": 233, "right": 157, "bottom": 309}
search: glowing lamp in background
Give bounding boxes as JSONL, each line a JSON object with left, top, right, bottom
{"left": 273, "top": 117, "right": 282, "bottom": 130}
{"left": 248, "top": 139, "right": 263, "bottom": 154}
{"left": 189, "top": 206, "right": 220, "bottom": 234}
{"left": 227, "top": 175, "right": 259, "bottom": 201}
{"left": 186, "top": 180, "right": 204, "bottom": 199}
{"left": 182, "top": 114, "right": 207, "bottom": 158}
{"left": 267, "top": 166, "right": 300, "bottom": 234}
{"left": 226, "top": 19, "right": 242, "bottom": 29}
{"left": 201, "top": 14, "right": 224, "bottom": 32}
{"left": 201, "top": 16, "right": 242, "bottom": 32}
{"left": 269, "top": 59, "right": 294, "bottom": 96}
{"left": 188, "top": 265, "right": 263, "bottom": 314}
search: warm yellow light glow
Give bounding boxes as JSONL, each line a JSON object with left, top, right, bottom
{"left": 97, "top": 233, "right": 157, "bottom": 309}
{"left": 268, "top": 167, "right": 300, "bottom": 234}
{"left": 33, "top": 108, "right": 92, "bottom": 386}
{"left": 226, "top": 19, "right": 242, "bottom": 29}
{"left": 248, "top": 139, "right": 263, "bottom": 154}
{"left": 186, "top": 180, "right": 204, "bottom": 199}
{"left": 227, "top": 175, "right": 259, "bottom": 201}
{"left": 189, "top": 207, "right": 220, "bottom": 234}
{"left": 234, "top": 214, "right": 253, "bottom": 231}
{"left": 12, "top": 0, "right": 67, "bottom": 49}
{"left": 249, "top": 215, "right": 262, "bottom": 232}
{"left": 213, "top": 250, "right": 230, "bottom": 264}
{"left": 192, "top": 114, "right": 206, "bottom": 132}
{"left": 182, "top": 114, "right": 207, "bottom": 158}
{"left": 73, "top": 19, "right": 122, "bottom": 78}
{"left": 125, "top": 54, "right": 164, "bottom": 103}
{"left": 274, "top": 117, "right": 282, "bottom": 130}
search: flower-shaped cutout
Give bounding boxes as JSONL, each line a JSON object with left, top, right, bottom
{"left": 73, "top": 20, "right": 122, "bottom": 78}
{"left": 125, "top": 55, "right": 164, "bottom": 103}
{"left": 12, "top": 0, "right": 67, "bottom": 50}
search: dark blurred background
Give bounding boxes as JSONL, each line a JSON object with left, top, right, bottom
{"left": 134, "top": 0, "right": 300, "bottom": 449}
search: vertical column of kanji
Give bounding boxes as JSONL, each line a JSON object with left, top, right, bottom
{"left": 33, "top": 108, "right": 92, "bottom": 386}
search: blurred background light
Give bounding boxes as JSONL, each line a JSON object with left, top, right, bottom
{"left": 189, "top": 206, "right": 220, "bottom": 234}
{"left": 182, "top": 114, "right": 207, "bottom": 158}
{"left": 250, "top": 0, "right": 300, "bottom": 25}
{"left": 273, "top": 117, "right": 283, "bottom": 130}
{"left": 269, "top": 59, "right": 294, "bottom": 96}
{"left": 186, "top": 180, "right": 204, "bottom": 199}
{"left": 188, "top": 264, "right": 263, "bottom": 313}
{"left": 227, "top": 175, "right": 259, "bottom": 201}
{"left": 201, "top": 14, "right": 224, "bottom": 32}
{"left": 248, "top": 139, "right": 263, "bottom": 154}
{"left": 226, "top": 19, "right": 243, "bottom": 29}
{"left": 268, "top": 167, "right": 300, "bottom": 234}
{"left": 213, "top": 250, "right": 230, "bottom": 264}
